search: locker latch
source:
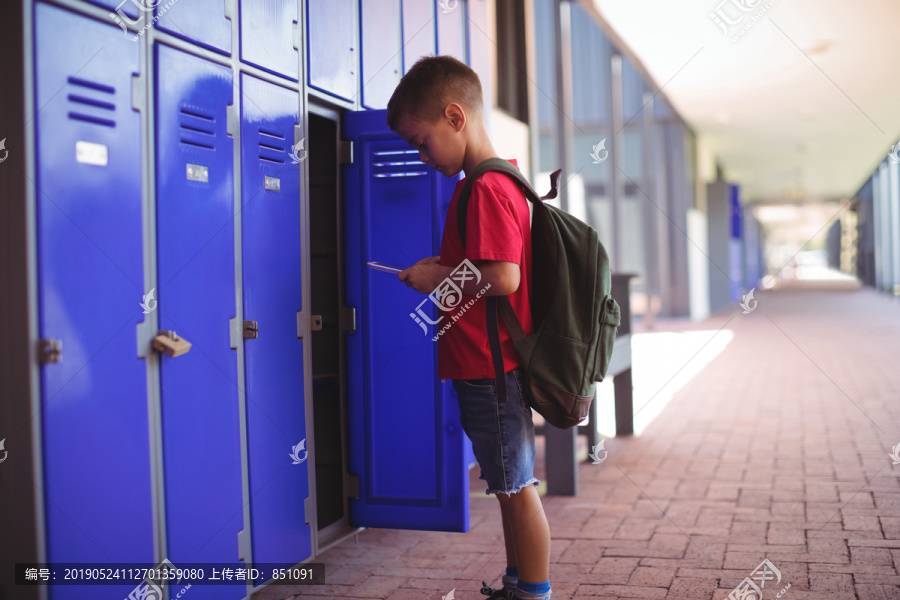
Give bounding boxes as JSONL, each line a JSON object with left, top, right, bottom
{"left": 38, "top": 338, "right": 62, "bottom": 364}
{"left": 340, "top": 306, "right": 356, "bottom": 332}
{"left": 151, "top": 330, "right": 192, "bottom": 358}
{"left": 345, "top": 473, "right": 360, "bottom": 499}
{"left": 243, "top": 320, "right": 258, "bottom": 339}
{"left": 310, "top": 315, "right": 323, "bottom": 331}
{"left": 339, "top": 140, "right": 354, "bottom": 165}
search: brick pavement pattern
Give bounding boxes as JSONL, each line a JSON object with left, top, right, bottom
{"left": 252, "top": 287, "right": 900, "bottom": 599}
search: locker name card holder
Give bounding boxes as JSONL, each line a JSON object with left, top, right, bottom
{"left": 264, "top": 176, "right": 281, "bottom": 192}
{"left": 186, "top": 163, "right": 209, "bottom": 183}
{"left": 75, "top": 141, "right": 108, "bottom": 166}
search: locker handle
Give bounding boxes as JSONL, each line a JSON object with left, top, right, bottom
{"left": 151, "top": 330, "right": 192, "bottom": 358}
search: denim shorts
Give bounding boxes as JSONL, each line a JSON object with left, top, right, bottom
{"left": 452, "top": 367, "right": 541, "bottom": 496}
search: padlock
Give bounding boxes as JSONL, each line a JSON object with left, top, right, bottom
{"left": 151, "top": 330, "right": 192, "bottom": 358}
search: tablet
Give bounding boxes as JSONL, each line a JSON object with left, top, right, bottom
{"left": 367, "top": 261, "right": 403, "bottom": 274}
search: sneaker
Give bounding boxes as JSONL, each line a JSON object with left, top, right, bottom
{"left": 480, "top": 580, "right": 517, "bottom": 600}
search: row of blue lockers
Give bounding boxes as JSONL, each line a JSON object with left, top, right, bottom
{"left": 21, "top": 1, "right": 476, "bottom": 599}
{"left": 94, "top": 0, "right": 468, "bottom": 108}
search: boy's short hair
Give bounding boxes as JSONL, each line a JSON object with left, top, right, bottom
{"left": 386, "top": 55, "right": 483, "bottom": 131}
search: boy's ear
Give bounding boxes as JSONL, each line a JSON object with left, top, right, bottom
{"left": 444, "top": 102, "right": 466, "bottom": 132}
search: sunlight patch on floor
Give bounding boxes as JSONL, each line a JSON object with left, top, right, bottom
{"left": 593, "top": 328, "right": 735, "bottom": 437}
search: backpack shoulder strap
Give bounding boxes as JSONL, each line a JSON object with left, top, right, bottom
{"left": 456, "top": 158, "right": 560, "bottom": 249}
{"left": 450, "top": 159, "right": 561, "bottom": 403}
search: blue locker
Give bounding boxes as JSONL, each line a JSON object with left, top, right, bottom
{"left": 402, "top": 0, "right": 436, "bottom": 73}
{"left": 729, "top": 184, "right": 743, "bottom": 303}
{"left": 154, "top": 44, "right": 244, "bottom": 600}
{"left": 307, "top": 0, "right": 357, "bottom": 101}
{"left": 436, "top": 0, "right": 468, "bottom": 64}
{"left": 34, "top": 4, "right": 152, "bottom": 599}
{"left": 343, "top": 109, "right": 469, "bottom": 532}
{"left": 360, "top": 0, "right": 402, "bottom": 109}
{"left": 238, "top": 73, "right": 312, "bottom": 574}
{"left": 155, "top": 0, "right": 232, "bottom": 55}
{"left": 240, "top": 0, "right": 299, "bottom": 81}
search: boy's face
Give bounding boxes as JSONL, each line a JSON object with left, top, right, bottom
{"left": 394, "top": 105, "right": 466, "bottom": 177}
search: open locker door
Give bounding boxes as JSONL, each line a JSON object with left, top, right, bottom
{"left": 342, "top": 109, "right": 470, "bottom": 532}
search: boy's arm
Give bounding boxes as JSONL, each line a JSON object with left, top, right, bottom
{"left": 400, "top": 260, "right": 519, "bottom": 296}
{"left": 472, "top": 260, "right": 520, "bottom": 295}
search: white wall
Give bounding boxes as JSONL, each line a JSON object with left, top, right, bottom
{"left": 491, "top": 109, "right": 532, "bottom": 184}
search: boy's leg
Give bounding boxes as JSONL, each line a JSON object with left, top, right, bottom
{"left": 497, "top": 484, "right": 550, "bottom": 583}
{"left": 499, "top": 499, "right": 518, "bottom": 568}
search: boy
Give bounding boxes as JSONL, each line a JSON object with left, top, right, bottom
{"left": 389, "top": 56, "right": 552, "bottom": 600}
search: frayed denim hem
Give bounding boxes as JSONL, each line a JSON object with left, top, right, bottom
{"left": 486, "top": 476, "right": 541, "bottom": 496}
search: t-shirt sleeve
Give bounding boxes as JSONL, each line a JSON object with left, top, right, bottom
{"left": 463, "top": 177, "right": 523, "bottom": 265}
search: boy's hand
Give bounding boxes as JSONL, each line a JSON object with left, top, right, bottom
{"left": 400, "top": 259, "right": 451, "bottom": 293}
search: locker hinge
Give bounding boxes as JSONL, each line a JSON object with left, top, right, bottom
{"left": 229, "top": 317, "right": 241, "bottom": 349}
{"left": 38, "top": 339, "right": 62, "bottom": 364}
{"left": 292, "top": 20, "right": 301, "bottom": 51}
{"left": 345, "top": 473, "right": 360, "bottom": 500}
{"left": 339, "top": 140, "right": 354, "bottom": 165}
{"left": 304, "top": 495, "right": 313, "bottom": 525}
{"left": 223, "top": 0, "right": 235, "bottom": 21}
{"left": 340, "top": 306, "right": 356, "bottom": 332}
{"left": 243, "top": 320, "right": 259, "bottom": 339}
{"left": 297, "top": 311, "right": 322, "bottom": 338}
{"left": 131, "top": 73, "right": 145, "bottom": 113}
{"left": 237, "top": 529, "right": 251, "bottom": 563}
{"left": 226, "top": 104, "right": 237, "bottom": 137}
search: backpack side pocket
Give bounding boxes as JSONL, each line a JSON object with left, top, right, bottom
{"left": 595, "top": 294, "right": 621, "bottom": 381}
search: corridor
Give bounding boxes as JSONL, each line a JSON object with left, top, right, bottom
{"left": 255, "top": 285, "right": 900, "bottom": 599}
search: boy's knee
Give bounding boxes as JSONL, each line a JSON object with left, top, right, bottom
{"left": 496, "top": 489, "right": 524, "bottom": 504}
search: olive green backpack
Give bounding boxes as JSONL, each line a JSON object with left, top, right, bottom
{"left": 456, "top": 158, "right": 621, "bottom": 429}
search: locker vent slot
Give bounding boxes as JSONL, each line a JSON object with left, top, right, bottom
{"left": 258, "top": 128, "right": 286, "bottom": 164}
{"left": 372, "top": 149, "right": 427, "bottom": 178}
{"left": 67, "top": 76, "right": 115, "bottom": 94}
{"left": 67, "top": 94, "right": 115, "bottom": 111}
{"left": 180, "top": 107, "right": 215, "bottom": 121}
{"left": 66, "top": 77, "right": 117, "bottom": 128}
{"left": 179, "top": 106, "right": 216, "bottom": 150}
{"left": 68, "top": 112, "right": 116, "bottom": 128}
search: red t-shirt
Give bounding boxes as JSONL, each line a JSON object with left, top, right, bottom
{"left": 437, "top": 159, "right": 534, "bottom": 380}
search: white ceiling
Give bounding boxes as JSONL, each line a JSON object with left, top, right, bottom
{"left": 590, "top": 0, "right": 900, "bottom": 204}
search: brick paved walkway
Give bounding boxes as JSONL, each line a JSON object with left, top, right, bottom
{"left": 254, "top": 285, "right": 900, "bottom": 600}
